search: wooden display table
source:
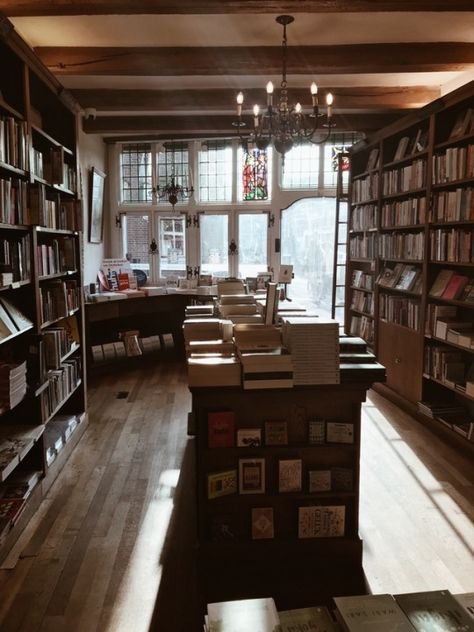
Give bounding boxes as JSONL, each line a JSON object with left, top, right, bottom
{"left": 189, "top": 349, "right": 385, "bottom": 611}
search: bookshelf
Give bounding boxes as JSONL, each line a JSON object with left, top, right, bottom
{"left": 190, "top": 345, "right": 386, "bottom": 607}
{"left": 0, "top": 31, "right": 87, "bottom": 559}
{"left": 348, "top": 80, "right": 474, "bottom": 450}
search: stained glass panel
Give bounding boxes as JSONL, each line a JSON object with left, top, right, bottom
{"left": 242, "top": 148, "right": 268, "bottom": 201}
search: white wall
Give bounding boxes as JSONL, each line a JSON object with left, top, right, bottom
{"left": 78, "top": 129, "right": 107, "bottom": 284}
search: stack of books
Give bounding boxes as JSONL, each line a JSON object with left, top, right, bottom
{"left": 217, "top": 293, "right": 263, "bottom": 324}
{"left": 281, "top": 317, "right": 340, "bottom": 385}
{"left": 184, "top": 304, "right": 214, "bottom": 319}
{"left": 204, "top": 597, "right": 280, "bottom": 631}
{"left": 0, "top": 361, "right": 27, "bottom": 413}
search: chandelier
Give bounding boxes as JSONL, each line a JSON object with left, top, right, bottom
{"left": 235, "top": 15, "right": 334, "bottom": 156}
{"left": 154, "top": 174, "right": 194, "bottom": 210}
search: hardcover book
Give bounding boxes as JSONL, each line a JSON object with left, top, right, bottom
{"left": 239, "top": 458, "right": 265, "bottom": 494}
{"left": 264, "top": 420, "right": 288, "bottom": 446}
{"left": 331, "top": 467, "right": 354, "bottom": 491}
{"left": 207, "top": 597, "right": 280, "bottom": 632}
{"left": 207, "top": 411, "right": 235, "bottom": 448}
{"left": 251, "top": 507, "right": 274, "bottom": 539}
{"left": 207, "top": 469, "right": 237, "bottom": 499}
{"left": 308, "top": 419, "right": 326, "bottom": 444}
{"left": 326, "top": 422, "right": 354, "bottom": 444}
{"left": 334, "top": 594, "right": 416, "bottom": 631}
{"left": 309, "top": 470, "right": 331, "bottom": 493}
{"left": 279, "top": 606, "right": 340, "bottom": 631}
{"left": 278, "top": 459, "right": 302, "bottom": 493}
{"left": 429, "top": 270, "right": 454, "bottom": 297}
{"left": 236, "top": 428, "right": 261, "bottom": 448}
{"left": 394, "top": 589, "right": 474, "bottom": 632}
{"left": 442, "top": 274, "right": 469, "bottom": 300}
{"left": 298, "top": 505, "right": 345, "bottom": 538}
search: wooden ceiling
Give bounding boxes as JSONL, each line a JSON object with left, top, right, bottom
{"left": 3, "top": 1, "right": 474, "bottom": 139}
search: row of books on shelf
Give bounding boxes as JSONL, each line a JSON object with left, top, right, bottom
{"left": 349, "top": 315, "right": 374, "bottom": 345}
{"left": 43, "top": 315, "right": 80, "bottom": 369}
{"left": 351, "top": 173, "right": 378, "bottom": 204}
{"left": 424, "top": 344, "right": 474, "bottom": 397}
{"left": 350, "top": 270, "right": 373, "bottom": 291}
{"left": 350, "top": 289, "right": 373, "bottom": 315}
{"left": 0, "top": 117, "right": 27, "bottom": 171}
{"left": 430, "top": 227, "right": 474, "bottom": 263}
{"left": 44, "top": 413, "right": 82, "bottom": 467}
{"left": 0, "top": 296, "right": 32, "bottom": 341}
{"left": 417, "top": 399, "right": 474, "bottom": 441}
{"left": 208, "top": 458, "right": 353, "bottom": 500}
{"left": 91, "top": 332, "right": 173, "bottom": 364}
{"left": 0, "top": 468, "right": 41, "bottom": 546}
{"left": 31, "top": 146, "right": 76, "bottom": 192}
{"left": 0, "top": 177, "right": 27, "bottom": 225}
{"left": 0, "top": 233, "right": 30, "bottom": 283}
{"left": 39, "top": 279, "right": 80, "bottom": 325}
{"left": 40, "top": 356, "right": 81, "bottom": 419}
{"left": 349, "top": 233, "right": 376, "bottom": 259}
{"left": 431, "top": 186, "right": 474, "bottom": 223}
{"left": 433, "top": 143, "right": 474, "bottom": 184}
{"left": 382, "top": 159, "right": 426, "bottom": 195}
{"left": 426, "top": 305, "right": 474, "bottom": 347}
{"left": 208, "top": 412, "right": 354, "bottom": 449}
{"left": 36, "top": 238, "right": 76, "bottom": 277}
{"left": 429, "top": 268, "right": 474, "bottom": 302}
{"left": 378, "top": 231, "right": 424, "bottom": 261}
{"left": 381, "top": 196, "right": 427, "bottom": 228}
{"left": 203, "top": 590, "right": 474, "bottom": 632}
{"left": 377, "top": 263, "right": 422, "bottom": 293}
{"left": 0, "top": 424, "right": 43, "bottom": 483}
{"left": 391, "top": 129, "right": 428, "bottom": 162}
{"left": 350, "top": 204, "right": 376, "bottom": 231}
{"left": 379, "top": 294, "right": 420, "bottom": 329}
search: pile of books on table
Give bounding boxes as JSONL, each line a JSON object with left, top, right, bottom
{"left": 281, "top": 316, "right": 340, "bottom": 385}
{"left": 203, "top": 590, "right": 474, "bottom": 631}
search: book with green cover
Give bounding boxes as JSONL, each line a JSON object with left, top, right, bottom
{"left": 334, "top": 594, "right": 416, "bottom": 631}
{"left": 394, "top": 590, "right": 474, "bottom": 631}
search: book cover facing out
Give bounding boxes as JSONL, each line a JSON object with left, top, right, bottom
{"left": 208, "top": 411, "right": 235, "bottom": 448}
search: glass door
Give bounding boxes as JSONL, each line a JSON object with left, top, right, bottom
{"left": 199, "top": 212, "right": 230, "bottom": 278}
{"left": 237, "top": 212, "right": 269, "bottom": 278}
{"left": 122, "top": 212, "right": 153, "bottom": 283}
{"left": 156, "top": 214, "right": 187, "bottom": 279}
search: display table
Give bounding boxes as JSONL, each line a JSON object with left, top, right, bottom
{"left": 189, "top": 347, "right": 385, "bottom": 610}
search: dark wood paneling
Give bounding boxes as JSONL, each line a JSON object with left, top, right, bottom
{"left": 36, "top": 44, "right": 474, "bottom": 76}
{"left": 71, "top": 86, "right": 440, "bottom": 112}
{"left": 3, "top": 1, "right": 474, "bottom": 15}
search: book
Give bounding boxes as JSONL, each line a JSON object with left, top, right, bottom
{"left": 278, "top": 459, "right": 302, "bottom": 492}
{"left": 395, "top": 265, "right": 419, "bottom": 292}
{"left": 279, "top": 606, "right": 340, "bottom": 631}
{"left": 264, "top": 420, "right": 288, "bottom": 446}
{"left": 449, "top": 108, "right": 473, "bottom": 139}
{"left": 0, "top": 297, "right": 33, "bottom": 331}
{"left": 298, "top": 505, "right": 345, "bottom": 538}
{"left": 453, "top": 593, "right": 474, "bottom": 621}
{"left": 378, "top": 265, "right": 404, "bottom": 289}
{"left": 309, "top": 470, "right": 331, "bottom": 492}
{"left": 239, "top": 458, "right": 265, "bottom": 494}
{"left": 206, "top": 597, "right": 280, "bottom": 632}
{"left": 394, "top": 136, "right": 411, "bottom": 161}
{"left": 394, "top": 589, "right": 474, "bottom": 631}
{"left": 251, "top": 507, "right": 274, "bottom": 539}
{"left": 442, "top": 274, "right": 469, "bottom": 300}
{"left": 326, "top": 422, "right": 354, "bottom": 444}
{"left": 429, "top": 269, "right": 454, "bottom": 297}
{"left": 308, "top": 419, "right": 326, "bottom": 444}
{"left": 207, "top": 411, "right": 235, "bottom": 448}
{"left": 366, "top": 147, "right": 379, "bottom": 171}
{"left": 334, "top": 594, "right": 416, "bottom": 631}
{"left": 331, "top": 467, "right": 354, "bottom": 491}
{"left": 207, "top": 469, "right": 237, "bottom": 499}
{"left": 236, "top": 428, "right": 261, "bottom": 448}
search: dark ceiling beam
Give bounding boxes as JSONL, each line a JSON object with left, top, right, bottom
{"left": 36, "top": 44, "right": 474, "bottom": 76}
{"left": 3, "top": 1, "right": 474, "bottom": 15}
{"left": 72, "top": 86, "right": 440, "bottom": 112}
{"left": 82, "top": 112, "right": 402, "bottom": 134}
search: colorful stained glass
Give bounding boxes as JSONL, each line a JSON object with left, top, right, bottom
{"left": 331, "top": 145, "right": 350, "bottom": 172}
{"left": 242, "top": 148, "right": 268, "bottom": 200}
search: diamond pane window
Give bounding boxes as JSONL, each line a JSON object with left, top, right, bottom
{"left": 120, "top": 143, "right": 152, "bottom": 204}
{"left": 156, "top": 143, "right": 191, "bottom": 205}
{"left": 281, "top": 143, "right": 319, "bottom": 189}
{"left": 198, "top": 141, "right": 233, "bottom": 202}
{"left": 241, "top": 147, "right": 269, "bottom": 201}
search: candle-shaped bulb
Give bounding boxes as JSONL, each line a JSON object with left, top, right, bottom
{"left": 311, "top": 82, "right": 318, "bottom": 107}
{"left": 266, "top": 81, "right": 274, "bottom": 107}
{"left": 253, "top": 104, "right": 260, "bottom": 127}
{"left": 236, "top": 91, "right": 244, "bottom": 116}
{"left": 295, "top": 102, "right": 302, "bottom": 114}
{"left": 326, "top": 92, "right": 333, "bottom": 118}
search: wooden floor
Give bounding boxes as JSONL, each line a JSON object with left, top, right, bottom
{"left": 0, "top": 359, "right": 473, "bottom": 631}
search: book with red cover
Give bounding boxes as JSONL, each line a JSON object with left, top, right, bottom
{"left": 207, "top": 411, "right": 235, "bottom": 448}
{"left": 442, "top": 274, "right": 469, "bottom": 300}
{"left": 117, "top": 273, "right": 130, "bottom": 291}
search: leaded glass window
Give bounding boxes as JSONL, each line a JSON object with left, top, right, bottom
{"left": 156, "top": 142, "right": 191, "bottom": 205}
{"left": 120, "top": 144, "right": 152, "bottom": 204}
{"left": 198, "top": 141, "right": 233, "bottom": 202}
{"left": 281, "top": 143, "right": 319, "bottom": 189}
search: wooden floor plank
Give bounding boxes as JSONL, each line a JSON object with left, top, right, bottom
{"left": 0, "top": 360, "right": 472, "bottom": 631}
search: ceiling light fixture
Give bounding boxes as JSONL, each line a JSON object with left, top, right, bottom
{"left": 234, "top": 15, "right": 335, "bottom": 156}
{"left": 155, "top": 174, "right": 194, "bottom": 210}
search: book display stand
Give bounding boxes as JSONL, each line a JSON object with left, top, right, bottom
{"left": 347, "top": 81, "right": 474, "bottom": 452}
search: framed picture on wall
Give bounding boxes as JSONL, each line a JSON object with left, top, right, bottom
{"left": 89, "top": 167, "right": 106, "bottom": 243}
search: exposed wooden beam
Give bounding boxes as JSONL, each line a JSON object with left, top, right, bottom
{"left": 72, "top": 86, "right": 439, "bottom": 112}
{"left": 82, "top": 112, "right": 401, "bottom": 134}
{"left": 36, "top": 44, "right": 474, "bottom": 76}
{"left": 3, "top": 1, "right": 474, "bottom": 16}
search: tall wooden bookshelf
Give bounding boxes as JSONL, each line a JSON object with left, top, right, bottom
{"left": 347, "top": 80, "right": 474, "bottom": 450}
{"left": 0, "top": 26, "right": 87, "bottom": 560}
